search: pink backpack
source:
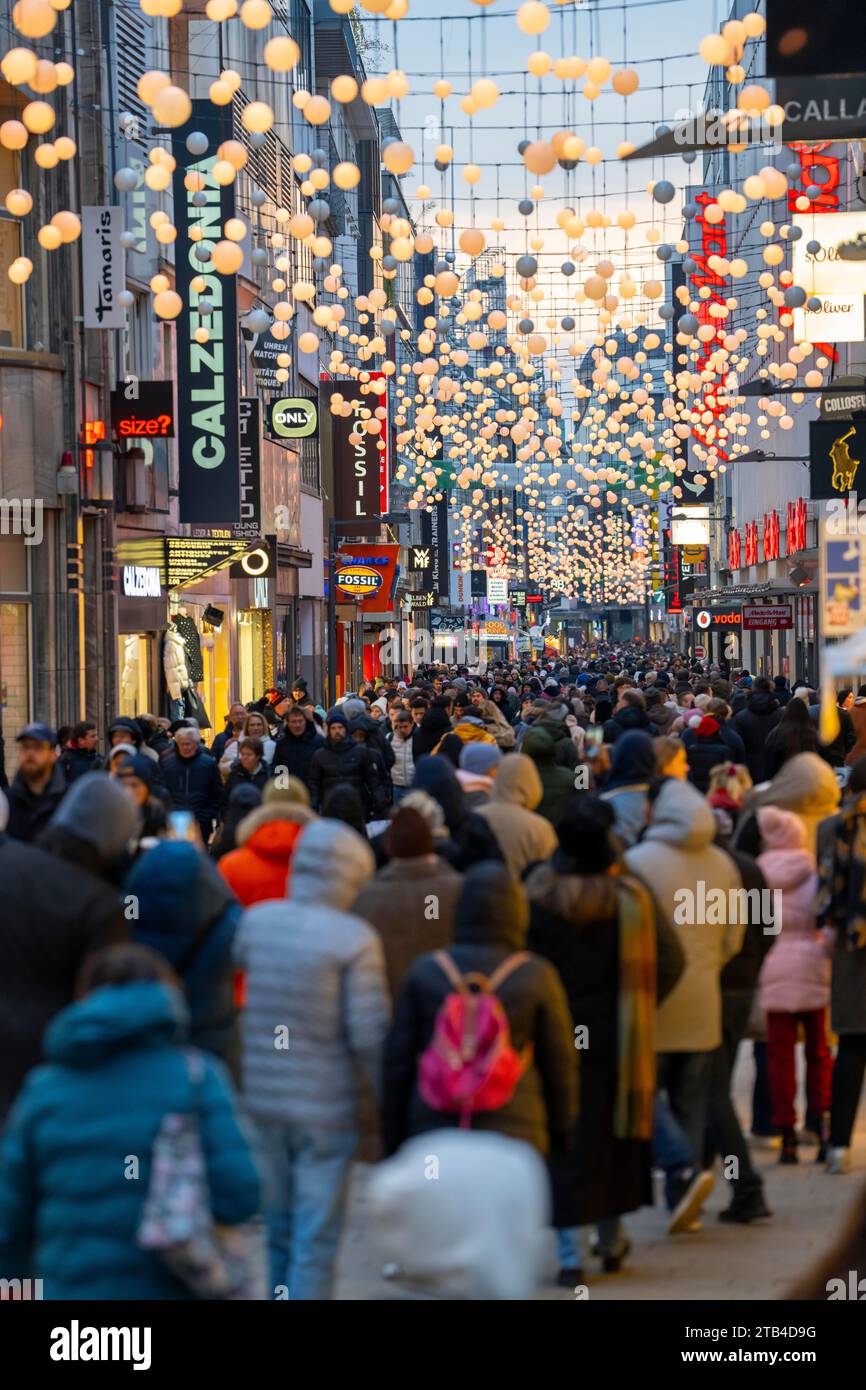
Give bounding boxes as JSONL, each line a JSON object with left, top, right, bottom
{"left": 417, "top": 951, "right": 534, "bottom": 1128}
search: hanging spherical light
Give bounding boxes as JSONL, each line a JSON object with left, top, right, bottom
{"left": 22, "top": 100, "right": 54, "bottom": 133}
{"left": 240, "top": 0, "right": 272, "bottom": 26}
{"left": 154, "top": 289, "right": 183, "bottom": 318}
{"left": 361, "top": 77, "right": 388, "bottom": 104}
{"left": 12, "top": 0, "right": 57, "bottom": 39}
{"left": 8, "top": 257, "right": 33, "bottom": 284}
{"left": 383, "top": 140, "right": 414, "bottom": 174}
{"left": 241, "top": 101, "right": 274, "bottom": 133}
{"left": 151, "top": 85, "right": 192, "bottom": 127}
{"left": 527, "top": 51, "right": 551, "bottom": 77}
{"left": 211, "top": 240, "right": 244, "bottom": 273}
{"left": 612, "top": 67, "right": 639, "bottom": 96}
{"left": 1, "top": 47, "right": 38, "bottom": 84}
{"left": 516, "top": 1, "right": 550, "bottom": 35}
{"left": 333, "top": 161, "right": 360, "bottom": 189}
{"left": 331, "top": 74, "right": 358, "bottom": 102}
{"left": 5, "top": 188, "right": 32, "bottom": 216}
{"left": 523, "top": 140, "right": 556, "bottom": 175}
{"left": 34, "top": 142, "right": 58, "bottom": 168}
{"left": 51, "top": 209, "right": 80, "bottom": 241}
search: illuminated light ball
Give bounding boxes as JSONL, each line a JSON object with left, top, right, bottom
{"left": 144, "top": 162, "right": 172, "bottom": 190}
{"left": 211, "top": 239, "right": 244, "bottom": 274}
{"left": 435, "top": 209, "right": 454, "bottom": 228}
{"left": 738, "top": 83, "right": 770, "bottom": 112}
{"left": 224, "top": 218, "right": 247, "bottom": 241}
{"left": 586, "top": 56, "right": 611, "bottom": 84}
{"left": 386, "top": 0, "right": 408, "bottom": 17}
{"left": 361, "top": 77, "right": 388, "bottom": 104}
{"left": 37, "top": 222, "right": 62, "bottom": 249}
{"left": 390, "top": 236, "right": 414, "bottom": 261}
{"left": 206, "top": 0, "right": 238, "bottom": 16}
{"left": 22, "top": 101, "right": 55, "bottom": 133}
{"left": 138, "top": 69, "right": 170, "bottom": 104}
{"left": 616, "top": 141, "right": 635, "bottom": 159}
{"left": 743, "top": 11, "right": 765, "bottom": 37}
{"left": 240, "top": 0, "right": 272, "bottom": 25}
{"left": 333, "top": 161, "right": 361, "bottom": 190}
{"left": 727, "top": 64, "right": 746, "bottom": 84}
{"left": 5, "top": 188, "right": 32, "bottom": 216}
{"left": 804, "top": 369, "right": 824, "bottom": 388}
{"left": 652, "top": 178, "right": 675, "bottom": 204}
{"left": 50, "top": 209, "right": 80, "bottom": 241}
{"left": 302, "top": 94, "right": 330, "bottom": 125}
{"left": 612, "top": 66, "right": 639, "bottom": 96}
{"left": 433, "top": 78, "right": 452, "bottom": 99}
{"left": 523, "top": 140, "right": 556, "bottom": 175}
{"left": 261, "top": 35, "right": 300, "bottom": 77}
{"left": 702, "top": 202, "right": 725, "bottom": 224}
{"left": 699, "top": 33, "right": 732, "bottom": 65}
{"left": 50, "top": 134, "right": 75, "bottom": 163}
{"left": 313, "top": 235, "right": 332, "bottom": 257}
{"left": 359, "top": 0, "right": 391, "bottom": 12}
{"left": 298, "top": 332, "right": 320, "bottom": 354}
{"left": 517, "top": 1, "right": 550, "bottom": 34}
{"left": 331, "top": 74, "right": 358, "bottom": 102}
{"left": 329, "top": 0, "right": 354, "bottom": 11}
{"left": 460, "top": 227, "right": 485, "bottom": 257}
{"left": 472, "top": 78, "right": 499, "bottom": 108}
{"left": 290, "top": 212, "right": 315, "bottom": 240}
{"left": 219, "top": 69, "right": 242, "bottom": 94}
{"left": 193, "top": 326, "right": 210, "bottom": 345}
{"left": 154, "top": 290, "right": 183, "bottom": 319}
{"left": 617, "top": 210, "right": 636, "bottom": 231}
{"left": 151, "top": 273, "right": 170, "bottom": 293}
{"left": 12, "top": 0, "right": 57, "bottom": 38}
{"left": 383, "top": 141, "right": 414, "bottom": 174}
{"left": 34, "top": 142, "right": 59, "bottom": 168}
{"left": 743, "top": 173, "right": 765, "bottom": 200}
{"left": 643, "top": 279, "right": 663, "bottom": 299}
{"left": 1, "top": 47, "right": 38, "bottom": 84}
{"left": 585, "top": 146, "right": 603, "bottom": 164}
{"left": 387, "top": 69, "right": 409, "bottom": 98}
{"left": 488, "top": 309, "right": 507, "bottom": 331}
{"left": 435, "top": 143, "right": 453, "bottom": 164}
{"left": 763, "top": 243, "right": 784, "bottom": 265}
{"left": 8, "top": 257, "right": 33, "bottom": 284}
{"left": 241, "top": 101, "right": 274, "bottom": 133}
{"left": 462, "top": 162, "right": 482, "bottom": 184}
{"left": 209, "top": 79, "right": 233, "bottom": 105}
{"left": 435, "top": 270, "right": 459, "bottom": 296}
{"left": 528, "top": 50, "right": 551, "bottom": 77}
{"left": 155, "top": 223, "right": 177, "bottom": 244}
{"left": 584, "top": 274, "right": 606, "bottom": 300}
{"left": 152, "top": 86, "right": 192, "bottom": 128}
{"left": 760, "top": 166, "right": 788, "bottom": 199}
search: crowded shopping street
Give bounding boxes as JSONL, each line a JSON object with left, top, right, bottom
{"left": 3, "top": 0, "right": 866, "bottom": 1356}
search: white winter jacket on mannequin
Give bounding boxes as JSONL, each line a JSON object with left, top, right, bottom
{"left": 163, "top": 624, "right": 190, "bottom": 701}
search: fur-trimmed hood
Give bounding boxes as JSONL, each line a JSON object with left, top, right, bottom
{"left": 236, "top": 800, "right": 315, "bottom": 847}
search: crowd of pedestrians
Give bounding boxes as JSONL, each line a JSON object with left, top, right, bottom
{"left": 1, "top": 645, "right": 865, "bottom": 1300}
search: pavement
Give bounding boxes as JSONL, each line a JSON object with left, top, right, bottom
{"left": 334, "top": 1043, "right": 866, "bottom": 1300}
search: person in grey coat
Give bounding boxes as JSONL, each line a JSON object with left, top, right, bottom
{"left": 234, "top": 818, "right": 390, "bottom": 1299}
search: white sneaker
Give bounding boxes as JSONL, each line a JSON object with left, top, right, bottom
{"left": 825, "top": 1147, "right": 850, "bottom": 1175}
{"left": 668, "top": 1170, "right": 715, "bottom": 1235}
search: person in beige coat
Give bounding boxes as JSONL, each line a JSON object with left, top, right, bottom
{"left": 626, "top": 777, "right": 746, "bottom": 1227}
{"left": 478, "top": 754, "right": 557, "bottom": 879}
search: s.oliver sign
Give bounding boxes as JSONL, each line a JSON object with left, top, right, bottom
{"left": 172, "top": 102, "right": 240, "bottom": 524}
{"left": 741, "top": 603, "right": 794, "bottom": 630}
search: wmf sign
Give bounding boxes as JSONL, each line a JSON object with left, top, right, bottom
{"left": 269, "top": 396, "right": 318, "bottom": 440}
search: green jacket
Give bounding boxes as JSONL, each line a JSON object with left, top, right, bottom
{"left": 521, "top": 728, "right": 578, "bottom": 828}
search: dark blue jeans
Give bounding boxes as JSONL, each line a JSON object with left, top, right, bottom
{"left": 655, "top": 1051, "right": 714, "bottom": 1206}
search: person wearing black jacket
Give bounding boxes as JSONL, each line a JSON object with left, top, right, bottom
{"left": 6, "top": 723, "right": 67, "bottom": 843}
{"left": 271, "top": 704, "right": 325, "bottom": 789}
{"left": 0, "top": 774, "right": 130, "bottom": 1119}
{"left": 160, "top": 726, "right": 223, "bottom": 843}
{"left": 383, "top": 862, "right": 578, "bottom": 1158}
{"left": 683, "top": 701, "right": 747, "bottom": 793}
{"left": 602, "top": 689, "right": 653, "bottom": 744}
{"left": 703, "top": 847, "right": 774, "bottom": 1224}
{"left": 350, "top": 714, "right": 393, "bottom": 813}
{"left": 223, "top": 736, "right": 270, "bottom": 809}
{"left": 59, "top": 722, "right": 103, "bottom": 784}
{"left": 307, "top": 711, "right": 380, "bottom": 816}
{"left": 732, "top": 677, "right": 783, "bottom": 782}
{"left": 410, "top": 754, "right": 504, "bottom": 872}
{"left": 412, "top": 696, "right": 454, "bottom": 759}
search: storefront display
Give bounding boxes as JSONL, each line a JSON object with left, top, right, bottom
{"left": 0, "top": 537, "right": 31, "bottom": 734}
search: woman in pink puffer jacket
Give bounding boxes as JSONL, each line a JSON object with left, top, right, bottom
{"left": 757, "top": 805, "right": 832, "bottom": 1163}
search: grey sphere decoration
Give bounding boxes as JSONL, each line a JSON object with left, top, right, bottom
{"left": 787, "top": 224, "right": 803, "bottom": 241}
{"left": 786, "top": 161, "right": 802, "bottom": 179}
{"left": 251, "top": 189, "right": 267, "bottom": 208}
{"left": 435, "top": 258, "right": 450, "bottom": 273}
{"left": 516, "top": 254, "right": 538, "bottom": 278}
{"left": 682, "top": 257, "right": 697, "bottom": 275}
{"left": 312, "top": 147, "right": 328, "bottom": 164}
{"left": 382, "top": 254, "right": 397, "bottom": 271}
{"left": 434, "top": 159, "right": 449, "bottom": 172}
{"left": 784, "top": 285, "right": 807, "bottom": 308}
{"left": 561, "top": 260, "right": 575, "bottom": 276}
{"left": 119, "top": 230, "right": 138, "bottom": 250}
{"left": 558, "top": 159, "right": 578, "bottom": 171}
{"left": 382, "top": 320, "right": 396, "bottom": 336}
{"left": 382, "top": 197, "right": 401, "bottom": 215}
{"left": 656, "top": 243, "right": 673, "bottom": 261}
{"left": 308, "top": 199, "right": 331, "bottom": 223}
{"left": 198, "top": 298, "right": 214, "bottom": 316}
{"left": 652, "top": 179, "right": 676, "bottom": 205}
{"left": 560, "top": 315, "right": 575, "bottom": 331}
{"left": 245, "top": 309, "right": 271, "bottom": 333}
{"left": 682, "top": 151, "right": 697, "bottom": 165}
{"left": 805, "top": 184, "right": 823, "bottom": 201}
{"left": 192, "top": 191, "right": 208, "bottom": 208}
{"left": 249, "top": 132, "right": 266, "bottom": 149}
{"left": 118, "top": 289, "right": 136, "bottom": 309}
{"left": 807, "top": 296, "right": 822, "bottom": 312}
{"left": 682, "top": 201, "right": 698, "bottom": 219}
{"left": 250, "top": 246, "right": 267, "bottom": 265}
{"left": 113, "top": 166, "right": 139, "bottom": 193}
{"left": 194, "top": 243, "right": 211, "bottom": 262}
{"left": 444, "top": 251, "right": 456, "bottom": 264}
{"left": 659, "top": 304, "right": 675, "bottom": 321}
{"left": 185, "top": 131, "right": 209, "bottom": 156}
{"left": 679, "top": 313, "right": 699, "bottom": 335}
{"left": 517, "top": 139, "right": 530, "bottom": 156}
{"left": 806, "top": 239, "right": 821, "bottom": 255}
{"left": 655, "top": 123, "right": 671, "bottom": 138}
{"left": 518, "top": 199, "right": 534, "bottom": 216}
{"left": 518, "top": 317, "right": 534, "bottom": 334}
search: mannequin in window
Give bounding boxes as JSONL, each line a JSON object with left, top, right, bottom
{"left": 169, "top": 607, "right": 204, "bottom": 685}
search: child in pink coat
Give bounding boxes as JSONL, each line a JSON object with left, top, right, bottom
{"left": 757, "top": 805, "right": 832, "bottom": 1163}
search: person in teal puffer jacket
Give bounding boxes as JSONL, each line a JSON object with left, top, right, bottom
{"left": 0, "top": 944, "right": 261, "bottom": 1300}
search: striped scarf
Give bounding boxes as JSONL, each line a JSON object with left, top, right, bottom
{"left": 614, "top": 876, "right": 657, "bottom": 1141}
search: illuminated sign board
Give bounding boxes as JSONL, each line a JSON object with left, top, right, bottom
{"left": 110, "top": 381, "right": 175, "bottom": 439}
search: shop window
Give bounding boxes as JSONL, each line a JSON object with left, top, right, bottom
{"left": 0, "top": 535, "right": 28, "bottom": 591}
{"left": 0, "top": 140, "right": 23, "bottom": 348}
{"left": 0, "top": 600, "right": 30, "bottom": 733}
{"left": 117, "top": 633, "right": 151, "bottom": 716}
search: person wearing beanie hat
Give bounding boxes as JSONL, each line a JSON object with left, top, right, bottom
{"left": 43, "top": 771, "right": 141, "bottom": 872}
{"left": 527, "top": 795, "right": 673, "bottom": 1284}
{"left": 383, "top": 862, "right": 577, "bottom": 1159}
{"left": 354, "top": 807, "right": 462, "bottom": 999}
{"left": 757, "top": 805, "right": 831, "bottom": 1164}
{"left": 307, "top": 710, "right": 381, "bottom": 816}
{"left": 456, "top": 741, "right": 502, "bottom": 809}
{"left": 114, "top": 753, "right": 169, "bottom": 846}
{"left": 262, "top": 774, "right": 312, "bottom": 808}
{"left": 6, "top": 722, "right": 67, "bottom": 844}
{"left": 235, "top": 819, "right": 389, "bottom": 1299}
{"left": 367, "top": 1130, "right": 549, "bottom": 1300}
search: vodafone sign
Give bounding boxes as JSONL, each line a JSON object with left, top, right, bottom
{"left": 694, "top": 607, "right": 741, "bottom": 629}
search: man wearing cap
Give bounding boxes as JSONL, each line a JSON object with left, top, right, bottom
{"left": 6, "top": 722, "right": 67, "bottom": 843}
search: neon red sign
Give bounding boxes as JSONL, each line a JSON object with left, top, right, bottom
{"left": 745, "top": 521, "right": 759, "bottom": 567}
{"left": 786, "top": 497, "right": 807, "bottom": 556}
{"left": 728, "top": 528, "right": 741, "bottom": 570}
{"left": 763, "top": 510, "right": 780, "bottom": 562}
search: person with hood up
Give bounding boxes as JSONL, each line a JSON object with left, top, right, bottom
{"left": 626, "top": 778, "right": 746, "bottom": 1231}
{"left": 522, "top": 726, "right": 579, "bottom": 828}
{"left": 527, "top": 798, "right": 677, "bottom": 1284}
{"left": 412, "top": 696, "right": 454, "bottom": 760}
{"left": 434, "top": 703, "right": 499, "bottom": 755}
{"left": 477, "top": 752, "right": 558, "bottom": 880}
{"left": 210, "top": 783, "right": 262, "bottom": 861}
{"left": 645, "top": 688, "right": 677, "bottom": 736}
{"left": 114, "top": 752, "right": 169, "bottom": 846}
{"left": 518, "top": 700, "right": 580, "bottom": 770}
{"left": 271, "top": 703, "right": 325, "bottom": 790}
{"left": 108, "top": 715, "right": 161, "bottom": 767}
{"left": 218, "top": 784, "right": 315, "bottom": 907}
{"left": 0, "top": 777, "right": 130, "bottom": 1121}
{"left": 0, "top": 943, "right": 261, "bottom": 1300}
{"left": 733, "top": 752, "right": 841, "bottom": 857}
{"left": 471, "top": 693, "right": 517, "bottom": 750}
{"left": 354, "top": 807, "right": 463, "bottom": 999}
{"left": 383, "top": 862, "right": 578, "bottom": 1159}
{"left": 682, "top": 699, "right": 747, "bottom": 793}
{"left": 411, "top": 754, "right": 504, "bottom": 873}
{"left": 125, "top": 839, "right": 243, "bottom": 1079}
{"left": 773, "top": 674, "right": 792, "bottom": 707}
{"left": 598, "top": 730, "right": 656, "bottom": 849}
{"left": 757, "top": 806, "right": 831, "bottom": 1165}
{"left": 732, "top": 675, "right": 783, "bottom": 782}
{"left": 349, "top": 714, "right": 393, "bottom": 816}
{"left": 234, "top": 819, "right": 389, "bottom": 1299}
{"left": 368, "top": 1130, "right": 550, "bottom": 1300}
{"left": 307, "top": 711, "right": 381, "bottom": 817}
{"left": 602, "top": 689, "right": 653, "bottom": 745}
{"left": 456, "top": 741, "right": 501, "bottom": 809}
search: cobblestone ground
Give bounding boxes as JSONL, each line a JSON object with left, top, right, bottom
{"left": 334, "top": 1044, "right": 866, "bottom": 1301}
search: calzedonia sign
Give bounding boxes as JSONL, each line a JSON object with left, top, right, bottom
{"left": 172, "top": 103, "right": 240, "bottom": 524}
